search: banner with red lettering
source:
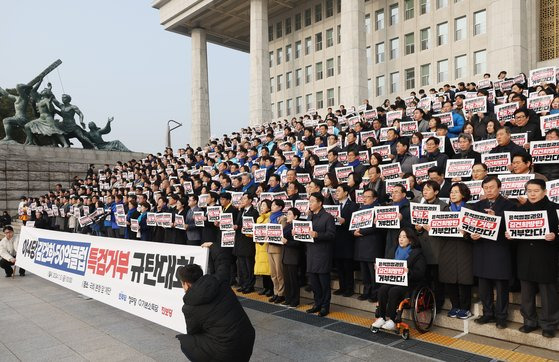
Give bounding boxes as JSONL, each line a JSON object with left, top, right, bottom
{"left": 374, "top": 206, "right": 400, "bottom": 229}
{"left": 504, "top": 211, "right": 550, "bottom": 240}
{"left": 375, "top": 258, "right": 408, "bottom": 286}
{"left": 349, "top": 208, "right": 374, "bottom": 231}
{"left": 379, "top": 163, "right": 402, "bottom": 180}
{"left": 482, "top": 153, "right": 511, "bottom": 174}
{"left": 459, "top": 208, "right": 501, "bottom": 241}
{"left": 293, "top": 220, "right": 314, "bottom": 242}
{"left": 413, "top": 161, "right": 437, "bottom": 183}
{"left": 530, "top": 140, "right": 559, "bottom": 164}
{"left": 428, "top": 211, "right": 462, "bottom": 238}
{"left": 410, "top": 203, "right": 440, "bottom": 225}
{"left": 498, "top": 174, "right": 534, "bottom": 198}
{"left": 445, "top": 159, "right": 474, "bottom": 179}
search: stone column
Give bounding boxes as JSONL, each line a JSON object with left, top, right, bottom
{"left": 340, "top": 0, "right": 367, "bottom": 108}
{"left": 191, "top": 28, "right": 211, "bottom": 148}
{"left": 249, "top": 0, "right": 272, "bottom": 126}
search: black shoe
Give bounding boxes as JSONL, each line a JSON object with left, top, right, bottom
{"left": 236, "top": 287, "right": 244, "bottom": 292}
{"left": 474, "top": 315, "right": 496, "bottom": 325}
{"left": 496, "top": 320, "right": 508, "bottom": 329}
{"left": 258, "top": 289, "right": 268, "bottom": 296}
{"left": 357, "top": 294, "right": 368, "bottom": 301}
{"left": 333, "top": 289, "right": 344, "bottom": 295}
{"left": 19, "top": 273, "right": 25, "bottom": 277}
{"left": 269, "top": 295, "right": 278, "bottom": 303}
{"left": 274, "top": 296, "right": 285, "bottom": 304}
{"left": 518, "top": 325, "right": 538, "bottom": 333}
{"left": 265, "top": 290, "right": 274, "bottom": 297}
{"left": 281, "top": 300, "right": 291, "bottom": 306}
{"left": 543, "top": 329, "right": 556, "bottom": 338}
{"left": 343, "top": 291, "right": 354, "bottom": 297}
{"left": 318, "top": 308, "right": 329, "bottom": 317}
{"left": 242, "top": 287, "right": 255, "bottom": 294}
{"left": 306, "top": 306, "right": 320, "bottom": 313}
{"left": 5, "top": 274, "right": 12, "bottom": 278}
{"left": 304, "top": 285, "right": 312, "bottom": 292}
{"left": 290, "top": 302, "right": 300, "bottom": 308}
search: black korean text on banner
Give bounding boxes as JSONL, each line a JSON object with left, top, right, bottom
{"left": 449, "top": 137, "right": 460, "bottom": 154}
{"left": 527, "top": 95, "right": 553, "bottom": 114}
{"left": 498, "top": 174, "right": 534, "bottom": 198}
{"left": 459, "top": 208, "right": 501, "bottom": 241}
{"left": 296, "top": 173, "right": 312, "bottom": 185}
{"left": 463, "top": 180, "right": 484, "bottom": 202}
{"left": 547, "top": 180, "right": 559, "bottom": 203}
{"left": 335, "top": 166, "right": 354, "bottom": 184}
{"left": 221, "top": 231, "right": 235, "bottom": 247}
{"left": 293, "top": 220, "right": 314, "bottom": 242}
{"left": 477, "top": 78, "right": 492, "bottom": 89}
{"left": 324, "top": 205, "right": 341, "bottom": 225}
{"left": 473, "top": 138, "right": 498, "bottom": 154}
{"left": 481, "top": 153, "right": 511, "bottom": 174}
{"left": 363, "top": 109, "right": 378, "bottom": 121}
{"left": 529, "top": 66, "right": 557, "bottom": 87}
{"left": 510, "top": 133, "right": 528, "bottom": 148}
{"left": 540, "top": 114, "right": 559, "bottom": 136}
{"left": 160, "top": 213, "right": 172, "bottom": 229}
{"left": 410, "top": 203, "right": 440, "bottom": 225}
{"left": 241, "top": 216, "right": 254, "bottom": 235}
{"left": 379, "top": 162, "right": 402, "bottom": 180}
{"left": 348, "top": 208, "right": 374, "bottom": 231}
{"left": 385, "top": 178, "right": 411, "bottom": 194}
{"left": 284, "top": 151, "right": 295, "bottom": 164}
{"left": 146, "top": 212, "right": 156, "bottom": 226}
{"left": 463, "top": 96, "right": 487, "bottom": 114}
{"left": 219, "top": 213, "right": 234, "bottom": 231}
{"left": 370, "top": 144, "right": 392, "bottom": 161}
{"left": 530, "top": 140, "right": 559, "bottom": 164}
{"left": 294, "top": 200, "right": 310, "bottom": 219}
{"left": 386, "top": 110, "right": 403, "bottom": 127}
{"left": 495, "top": 102, "right": 519, "bottom": 123}
{"left": 428, "top": 211, "right": 462, "bottom": 238}
{"left": 412, "top": 161, "right": 437, "bottom": 183}
{"left": 375, "top": 206, "right": 400, "bottom": 229}
{"left": 313, "top": 147, "right": 328, "bottom": 162}
{"left": 400, "top": 121, "right": 419, "bottom": 137}
{"left": 375, "top": 258, "right": 408, "bottom": 287}
{"left": 378, "top": 127, "right": 393, "bottom": 142}
{"left": 266, "top": 224, "right": 283, "bottom": 245}
{"left": 206, "top": 206, "right": 222, "bottom": 222}
{"left": 445, "top": 159, "right": 474, "bottom": 179}
{"left": 253, "top": 224, "right": 268, "bottom": 243}
{"left": 313, "top": 164, "right": 329, "bottom": 180}
{"left": 504, "top": 211, "right": 550, "bottom": 240}
{"left": 436, "top": 112, "right": 454, "bottom": 127}
{"left": 360, "top": 130, "right": 376, "bottom": 144}
{"left": 254, "top": 168, "right": 267, "bottom": 183}
{"left": 338, "top": 151, "right": 348, "bottom": 164}
{"left": 174, "top": 215, "right": 185, "bottom": 230}
{"left": 193, "top": 211, "right": 205, "bottom": 227}
{"left": 417, "top": 97, "right": 432, "bottom": 112}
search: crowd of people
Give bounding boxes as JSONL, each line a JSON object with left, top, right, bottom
{"left": 8, "top": 68, "right": 559, "bottom": 338}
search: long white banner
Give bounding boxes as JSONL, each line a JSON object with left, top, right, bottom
{"left": 16, "top": 226, "right": 209, "bottom": 334}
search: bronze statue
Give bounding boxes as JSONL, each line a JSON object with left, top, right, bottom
{"left": 24, "top": 84, "right": 69, "bottom": 147}
{"left": 85, "top": 117, "right": 130, "bottom": 151}
{"left": 52, "top": 94, "right": 97, "bottom": 149}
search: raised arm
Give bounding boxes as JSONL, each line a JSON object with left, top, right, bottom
{"left": 0, "top": 87, "right": 15, "bottom": 100}
{"left": 100, "top": 117, "right": 113, "bottom": 135}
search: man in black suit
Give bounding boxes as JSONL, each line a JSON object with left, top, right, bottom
{"left": 234, "top": 193, "right": 259, "bottom": 293}
{"left": 428, "top": 167, "right": 452, "bottom": 199}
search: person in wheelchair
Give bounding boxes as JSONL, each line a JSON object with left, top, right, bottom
{"left": 372, "top": 227, "right": 427, "bottom": 331}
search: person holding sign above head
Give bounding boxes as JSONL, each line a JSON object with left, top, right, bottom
{"left": 353, "top": 188, "right": 384, "bottom": 302}
{"left": 280, "top": 207, "right": 302, "bottom": 307}
{"left": 471, "top": 176, "right": 516, "bottom": 329}
{"left": 305, "top": 192, "right": 336, "bottom": 317}
{"left": 504, "top": 179, "right": 559, "bottom": 338}
{"left": 372, "top": 228, "right": 426, "bottom": 331}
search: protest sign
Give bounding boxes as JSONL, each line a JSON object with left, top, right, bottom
{"left": 482, "top": 153, "right": 511, "bottom": 174}
{"left": 313, "top": 164, "right": 329, "bottom": 180}
{"left": 436, "top": 112, "right": 454, "bottom": 127}
{"left": 183, "top": 181, "right": 193, "bottom": 194}
{"left": 463, "top": 180, "right": 484, "bottom": 202}
{"left": 338, "top": 151, "right": 348, "bottom": 164}
{"left": 417, "top": 97, "right": 432, "bottom": 111}
{"left": 348, "top": 208, "right": 374, "bottom": 231}
{"left": 498, "top": 174, "right": 534, "bottom": 198}
{"left": 198, "top": 194, "right": 209, "bottom": 208}
{"left": 284, "top": 151, "right": 295, "bottom": 164}
{"left": 253, "top": 224, "right": 267, "bottom": 243}
{"left": 386, "top": 110, "right": 403, "bottom": 126}
{"left": 193, "top": 211, "right": 205, "bottom": 227}
{"left": 370, "top": 145, "right": 392, "bottom": 161}
{"left": 313, "top": 147, "right": 328, "bottom": 162}
{"left": 293, "top": 220, "right": 314, "bottom": 242}
{"left": 173, "top": 214, "right": 185, "bottom": 230}
{"left": 385, "top": 178, "right": 411, "bottom": 194}
{"left": 219, "top": 213, "right": 234, "bottom": 231}
{"left": 16, "top": 226, "right": 209, "bottom": 334}
{"left": 254, "top": 168, "right": 267, "bottom": 183}
{"left": 450, "top": 137, "right": 461, "bottom": 154}
{"left": 473, "top": 138, "right": 498, "bottom": 154}
{"left": 510, "top": 133, "right": 528, "bottom": 148}
{"left": 160, "top": 213, "right": 172, "bottom": 228}
{"left": 375, "top": 206, "right": 400, "bottom": 229}
{"left": 221, "top": 231, "right": 235, "bottom": 247}
{"left": 335, "top": 166, "right": 354, "bottom": 184}
{"left": 294, "top": 199, "right": 310, "bottom": 219}
{"left": 495, "top": 102, "right": 519, "bottom": 123}
{"left": 529, "top": 66, "right": 556, "bottom": 87}
{"left": 400, "top": 121, "right": 419, "bottom": 137}
{"left": 530, "top": 140, "right": 559, "bottom": 164}
{"left": 410, "top": 203, "right": 440, "bottom": 225}
{"left": 79, "top": 215, "right": 93, "bottom": 228}
{"left": 296, "top": 173, "right": 312, "bottom": 185}
{"left": 116, "top": 204, "right": 125, "bottom": 216}
{"left": 379, "top": 162, "right": 402, "bottom": 180}
{"left": 324, "top": 205, "right": 341, "bottom": 225}
{"left": 540, "top": 114, "right": 559, "bottom": 136}
{"left": 375, "top": 258, "right": 408, "bottom": 286}
{"left": 354, "top": 189, "right": 365, "bottom": 204}
{"left": 379, "top": 127, "right": 394, "bottom": 142}
{"left": 267, "top": 224, "right": 283, "bottom": 244}
{"left": 477, "top": 78, "right": 492, "bottom": 89}
{"left": 428, "top": 211, "right": 462, "bottom": 238}
{"left": 547, "top": 179, "right": 559, "bottom": 203}
{"left": 363, "top": 109, "right": 378, "bottom": 120}
{"left": 464, "top": 96, "right": 487, "bottom": 113}
{"left": 360, "top": 130, "right": 376, "bottom": 144}
{"left": 413, "top": 161, "right": 437, "bottom": 183}
{"left": 459, "top": 208, "right": 501, "bottom": 241}
{"left": 527, "top": 94, "right": 553, "bottom": 114}
{"left": 504, "top": 211, "right": 550, "bottom": 239}
{"left": 130, "top": 219, "right": 139, "bottom": 233}
{"left": 146, "top": 213, "right": 156, "bottom": 226}
{"left": 241, "top": 216, "right": 254, "bottom": 235}
{"left": 445, "top": 159, "right": 474, "bottom": 179}
{"left": 421, "top": 135, "right": 446, "bottom": 155}
{"left": 409, "top": 145, "right": 420, "bottom": 158}
{"left": 206, "top": 206, "right": 222, "bottom": 222}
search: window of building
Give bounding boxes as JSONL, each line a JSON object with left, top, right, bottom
{"left": 276, "top": 22, "right": 282, "bottom": 38}
{"left": 474, "top": 49, "right": 486, "bottom": 74}
{"left": 390, "top": 37, "right": 399, "bottom": 59}
{"left": 540, "top": 1, "right": 559, "bottom": 61}
{"left": 368, "top": 78, "right": 372, "bottom": 98}
{"left": 365, "top": 14, "right": 371, "bottom": 33}
{"left": 405, "top": 68, "right": 415, "bottom": 90}
{"left": 376, "top": 42, "right": 385, "bottom": 63}
{"left": 306, "top": 93, "right": 313, "bottom": 110}
{"left": 286, "top": 98, "right": 293, "bottom": 115}
{"left": 276, "top": 48, "right": 282, "bottom": 64}
{"left": 277, "top": 74, "right": 283, "bottom": 91}
{"left": 455, "top": 54, "right": 467, "bottom": 78}
{"left": 315, "top": 3, "right": 322, "bottom": 22}
{"left": 295, "top": 68, "right": 302, "bottom": 86}
{"left": 437, "top": 22, "right": 448, "bottom": 46}
{"left": 270, "top": 77, "right": 274, "bottom": 93}
{"left": 327, "top": 88, "right": 335, "bottom": 107}
{"left": 271, "top": 103, "right": 274, "bottom": 119}
{"left": 389, "top": 4, "right": 399, "bottom": 25}
{"left": 286, "top": 71, "right": 292, "bottom": 89}
{"left": 304, "top": 8, "right": 312, "bottom": 26}
{"left": 268, "top": 26, "right": 273, "bottom": 41}
{"left": 327, "top": 58, "right": 334, "bottom": 77}
{"left": 269, "top": 51, "right": 273, "bottom": 67}
{"left": 405, "top": 33, "right": 415, "bottom": 55}
{"left": 437, "top": 59, "right": 448, "bottom": 82}
{"left": 419, "top": 0, "right": 430, "bottom": 14}
{"left": 316, "top": 62, "right": 323, "bottom": 80}
{"left": 375, "top": 9, "right": 385, "bottom": 30}
{"left": 285, "top": 44, "right": 292, "bottom": 62}
{"left": 366, "top": 46, "right": 372, "bottom": 64}
{"left": 436, "top": 0, "right": 448, "bottom": 9}
{"left": 326, "top": 28, "right": 334, "bottom": 47}
{"left": 295, "top": 13, "right": 302, "bottom": 30}
{"left": 420, "top": 28, "right": 430, "bottom": 50}
{"left": 420, "top": 63, "right": 430, "bottom": 86}
{"left": 337, "top": 25, "right": 341, "bottom": 43}
{"left": 404, "top": 0, "right": 414, "bottom": 20}
{"left": 337, "top": 55, "right": 341, "bottom": 74}
{"left": 455, "top": 16, "right": 466, "bottom": 41}
{"left": 305, "top": 65, "right": 312, "bottom": 83}
{"left": 296, "top": 96, "right": 302, "bottom": 114}
{"left": 326, "top": 0, "right": 334, "bottom": 17}
{"left": 473, "top": 10, "right": 486, "bottom": 35}
{"left": 315, "top": 32, "right": 323, "bottom": 51}
{"left": 337, "top": 0, "right": 341, "bottom": 13}
{"left": 305, "top": 37, "right": 312, "bottom": 55}
{"left": 390, "top": 72, "right": 399, "bottom": 93}
{"left": 376, "top": 75, "right": 385, "bottom": 96}
{"left": 295, "top": 41, "right": 302, "bottom": 58}
{"left": 277, "top": 101, "right": 283, "bottom": 117}
{"left": 316, "top": 91, "right": 324, "bottom": 109}
{"left": 285, "top": 17, "right": 292, "bottom": 35}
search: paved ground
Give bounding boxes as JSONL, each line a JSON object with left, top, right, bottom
{"left": 0, "top": 274, "right": 437, "bottom": 362}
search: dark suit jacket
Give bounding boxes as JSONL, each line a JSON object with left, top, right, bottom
{"left": 281, "top": 222, "right": 301, "bottom": 265}
{"left": 234, "top": 206, "right": 259, "bottom": 257}
{"left": 334, "top": 199, "right": 360, "bottom": 259}
{"left": 306, "top": 208, "right": 336, "bottom": 274}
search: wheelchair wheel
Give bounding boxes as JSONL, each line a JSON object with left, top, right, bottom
{"left": 412, "top": 286, "right": 436, "bottom": 333}
{"left": 401, "top": 329, "right": 410, "bottom": 340}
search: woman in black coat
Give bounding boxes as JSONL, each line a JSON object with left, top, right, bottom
{"left": 173, "top": 198, "right": 188, "bottom": 245}
{"left": 281, "top": 208, "right": 302, "bottom": 307}
{"left": 505, "top": 179, "right": 559, "bottom": 338}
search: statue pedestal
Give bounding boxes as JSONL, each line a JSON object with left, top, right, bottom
{"left": 0, "top": 144, "right": 147, "bottom": 216}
